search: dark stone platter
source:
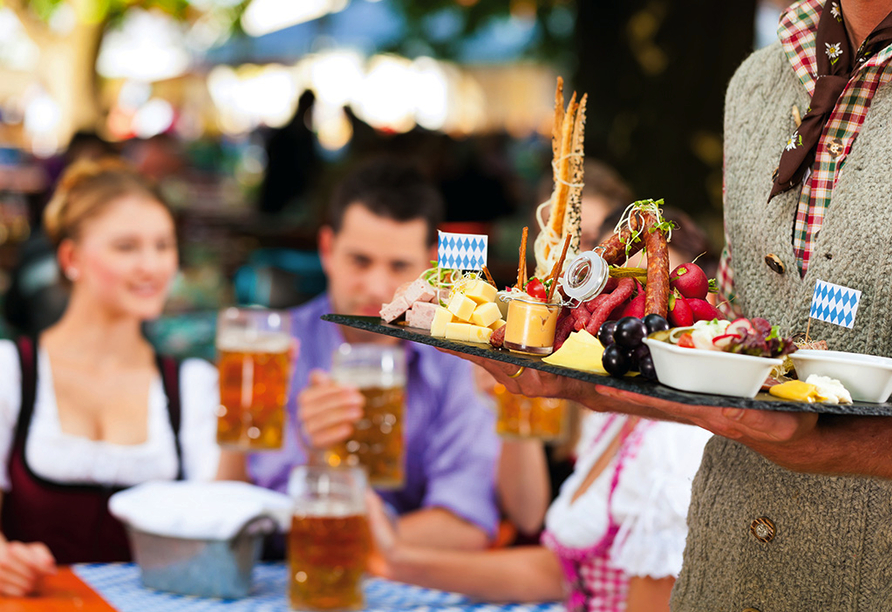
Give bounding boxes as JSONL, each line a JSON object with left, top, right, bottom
{"left": 322, "top": 315, "right": 892, "bottom": 416}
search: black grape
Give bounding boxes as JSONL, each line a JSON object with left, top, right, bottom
{"left": 643, "top": 314, "right": 670, "bottom": 335}
{"left": 598, "top": 320, "right": 618, "bottom": 347}
{"left": 638, "top": 354, "right": 657, "bottom": 381}
{"left": 602, "top": 344, "right": 630, "bottom": 377}
{"left": 614, "top": 317, "right": 647, "bottom": 348}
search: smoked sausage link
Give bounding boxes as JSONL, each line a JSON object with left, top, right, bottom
{"left": 641, "top": 212, "right": 670, "bottom": 318}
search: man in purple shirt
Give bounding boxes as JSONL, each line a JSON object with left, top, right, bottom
{"left": 249, "top": 159, "right": 500, "bottom": 550}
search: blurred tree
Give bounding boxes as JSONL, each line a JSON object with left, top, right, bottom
{"left": 575, "top": 0, "right": 757, "bottom": 239}
{"left": 3, "top": 0, "right": 248, "bottom": 142}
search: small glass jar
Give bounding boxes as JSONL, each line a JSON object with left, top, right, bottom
{"left": 503, "top": 296, "right": 561, "bottom": 355}
{"left": 562, "top": 250, "right": 610, "bottom": 303}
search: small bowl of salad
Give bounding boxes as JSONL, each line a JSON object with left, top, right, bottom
{"left": 642, "top": 317, "right": 797, "bottom": 398}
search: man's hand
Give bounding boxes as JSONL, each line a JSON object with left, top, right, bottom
{"left": 0, "top": 540, "right": 56, "bottom": 597}
{"left": 594, "top": 386, "right": 892, "bottom": 477}
{"left": 445, "top": 348, "right": 892, "bottom": 478}
{"left": 298, "top": 370, "right": 365, "bottom": 449}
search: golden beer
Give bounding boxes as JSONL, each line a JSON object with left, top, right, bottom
{"left": 329, "top": 344, "right": 407, "bottom": 489}
{"left": 327, "top": 385, "right": 405, "bottom": 488}
{"left": 216, "top": 307, "right": 291, "bottom": 450}
{"left": 288, "top": 513, "right": 370, "bottom": 611}
{"left": 494, "top": 383, "right": 568, "bottom": 441}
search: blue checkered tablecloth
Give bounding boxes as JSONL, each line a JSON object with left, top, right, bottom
{"left": 74, "top": 563, "right": 565, "bottom": 612}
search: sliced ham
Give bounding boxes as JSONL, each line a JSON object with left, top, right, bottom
{"left": 402, "top": 279, "right": 437, "bottom": 304}
{"left": 406, "top": 301, "right": 438, "bottom": 330}
{"left": 380, "top": 295, "right": 410, "bottom": 323}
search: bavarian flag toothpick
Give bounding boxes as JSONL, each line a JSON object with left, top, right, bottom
{"left": 437, "top": 231, "right": 487, "bottom": 271}
{"left": 809, "top": 279, "right": 861, "bottom": 329}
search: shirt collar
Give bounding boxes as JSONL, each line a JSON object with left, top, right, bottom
{"left": 310, "top": 292, "right": 422, "bottom": 366}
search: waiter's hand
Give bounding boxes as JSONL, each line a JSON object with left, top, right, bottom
{"left": 0, "top": 540, "right": 56, "bottom": 597}
{"left": 298, "top": 370, "right": 365, "bottom": 449}
{"left": 446, "top": 349, "right": 860, "bottom": 475}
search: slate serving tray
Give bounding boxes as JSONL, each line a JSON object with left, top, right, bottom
{"left": 322, "top": 315, "right": 892, "bottom": 416}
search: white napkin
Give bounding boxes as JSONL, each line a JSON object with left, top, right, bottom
{"left": 109, "top": 480, "right": 293, "bottom": 540}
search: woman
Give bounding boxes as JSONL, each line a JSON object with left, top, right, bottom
{"left": 0, "top": 159, "right": 244, "bottom": 596}
{"left": 369, "top": 412, "right": 710, "bottom": 612}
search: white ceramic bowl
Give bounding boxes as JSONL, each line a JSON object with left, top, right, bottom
{"left": 643, "top": 338, "right": 783, "bottom": 398}
{"left": 790, "top": 349, "right": 892, "bottom": 403}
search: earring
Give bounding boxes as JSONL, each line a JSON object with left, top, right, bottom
{"left": 65, "top": 268, "right": 79, "bottom": 281}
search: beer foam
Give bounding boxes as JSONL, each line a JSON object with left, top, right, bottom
{"left": 297, "top": 499, "right": 365, "bottom": 518}
{"left": 217, "top": 331, "right": 290, "bottom": 353}
{"left": 331, "top": 369, "right": 405, "bottom": 388}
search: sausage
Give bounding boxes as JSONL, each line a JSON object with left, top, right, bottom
{"left": 585, "top": 277, "right": 635, "bottom": 335}
{"left": 641, "top": 212, "right": 670, "bottom": 318}
{"left": 595, "top": 211, "right": 645, "bottom": 266}
{"left": 554, "top": 313, "right": 576, "bottom": 349}
{"left": 489, "top": 325, "right": 506, "bottom": 348}
{"left": 571, "top": 305, "right": 591, "bottom": 331}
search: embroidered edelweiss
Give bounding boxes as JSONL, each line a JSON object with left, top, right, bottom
{"left": 785, "top": 132, "right": 801, "bottom": 150}
{"left": 830, "top": 1, "right": 841, "bottom": 20}
{"left": 826, "top": 42, "right": 843, "bottom": 63}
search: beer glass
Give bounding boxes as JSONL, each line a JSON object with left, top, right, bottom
{"left": 328, "top": 344, "right": 406, "bottom": 489}
{"left": 493, "top": 383, "right": 568, "bottom": 441}
{"left": 288, "top": 465, "right": 370, "bottom": 611}
{"left": 216, "top": 307, "right": 291, "bottom": 450}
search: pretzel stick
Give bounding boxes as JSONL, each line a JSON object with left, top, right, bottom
{"left": 516, "top": 226, "right": 529, "bottom": 289}
{"left": 563, "top": 94, "right": 587, "bottom": 255}
{"left": 546, "top": 93, "right": 577, "bottom": 262}
{"left": 481, "top": 265, "right": 496, "bottom": 287}
{"left": 546, "top": 234, "right": 571, "bottom": 303}
{"left": 552, "top": 77, "right": 565, "bottom": 164}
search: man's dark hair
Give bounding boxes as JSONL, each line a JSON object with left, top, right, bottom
{"left": 328, "top": 158, "right": 444, "bottom": 246}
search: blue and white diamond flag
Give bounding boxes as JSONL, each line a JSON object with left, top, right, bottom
{"left": 437, "top": 231, "right": 488, "bottom": 270}
{"left": 810, "top": 279, "right": 861, "bottom": 329}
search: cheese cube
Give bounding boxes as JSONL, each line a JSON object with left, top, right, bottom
{"left": 469, "top": 325, "right": 493, "bottom": 344}
{"left": 489, "top": 318, "right": 507, "bottom": 331}
{"left": 430, "top": 306, "right": 455, "bottom": 337}
{"left": 464, "top": 279, "right": 498, "bottom": 305}
{"left": 447, "top": 292, "right": 476, "bottom": 321}
{"left": 444, "top": 322, "right": 473, "bottom": 342}
{"left": 470, "top": 302, "right": 501, "bottom": 328}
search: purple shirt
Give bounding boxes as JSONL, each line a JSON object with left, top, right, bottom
{"left": 248, "top": 294, "right": 501, "bottom": 537}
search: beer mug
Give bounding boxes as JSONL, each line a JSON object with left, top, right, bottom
{"left": 288, "top": 465, "right": 370, "bottom": 611}
{"left": 493, "top": 383, "right": 568, "bottom": 441}
{"left": 216, "top": 307, "right": 291, "bottom": 450}
{"left": 328, "top": 344, "right": 406, "bottom": 489}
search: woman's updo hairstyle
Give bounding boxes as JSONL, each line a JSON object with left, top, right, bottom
{"left": 43, "top": 158, "right": 169, "bottom": 248}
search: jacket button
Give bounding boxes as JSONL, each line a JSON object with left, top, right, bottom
{"left": 751, "top": 516, "right": 776, "bottom": 542}
{"left": 764, "top": 253, "right": 785, "bottom": 274}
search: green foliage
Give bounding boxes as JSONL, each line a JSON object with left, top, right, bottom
{"left": 385, "top": 0, "right": 576, "bottom": 63}
{"left": 9, "top": 0, "right": 248, "bottom": 27}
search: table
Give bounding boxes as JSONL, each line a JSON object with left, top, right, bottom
{"left": 6, "top": 563, "right": 565, "bottom": 612}
{"left": 4, "top": 567, "right": 116, "bottom": 612}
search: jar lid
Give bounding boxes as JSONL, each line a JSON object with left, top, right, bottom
{"left": 561, "top": 251, "right": 610, "bottom": 302}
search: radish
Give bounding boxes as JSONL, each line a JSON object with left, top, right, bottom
{"left": 619, "top": 291, "right": 646, "bottom": 318}
{"left": 687, "top": 298, "right": 725, "bottom": 322}
{"left": 727, "top": 317, "right": 755, "bottom": 337}
{"left": 670, "top": 263, "right": 710, "bottom": 300}
{"left": 668, "top": 293, "right": 694, "bottom": 327}
{"left": 712, "top": 332, "right": 741, "bottom": 350}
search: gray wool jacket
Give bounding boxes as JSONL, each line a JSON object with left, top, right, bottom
{"left": 670, "top": 42, "right": 892, "bottom": 612}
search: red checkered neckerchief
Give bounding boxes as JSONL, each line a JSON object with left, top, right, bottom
{"left": 778, "top": 0, "right": 892, "bottom": 277}
{"left": 772, "top": 1, "right": 892, "bottom": 197}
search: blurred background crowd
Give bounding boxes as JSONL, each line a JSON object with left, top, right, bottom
{"left": 0, "top": 0, "right": 789, "bottom": 357}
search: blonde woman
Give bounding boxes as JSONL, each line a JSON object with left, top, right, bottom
{"left": 0, "top": 160, "right": 243, "bottom": 596}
